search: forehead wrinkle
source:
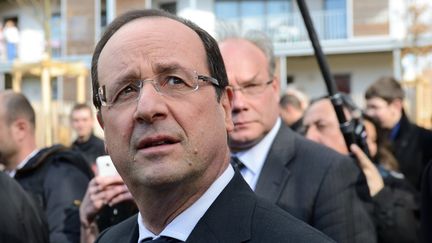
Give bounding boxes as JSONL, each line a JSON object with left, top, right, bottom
{"left": 100, "top": 18, "right": 208, "bottom": 84}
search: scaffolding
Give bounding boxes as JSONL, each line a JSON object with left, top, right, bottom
{"left": 11, "top": 54, "right": 88, "bottom": 146}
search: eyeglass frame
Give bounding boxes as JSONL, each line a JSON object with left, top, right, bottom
{"left": 97, "top": 70, "right": 220, "bottom": 108}
{"left": 228, "top": 79, "right": 273, "bottom": 96}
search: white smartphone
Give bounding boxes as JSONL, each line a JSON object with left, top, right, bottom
{"left": 96, "top": 155, "right": 118, "bottom": 176}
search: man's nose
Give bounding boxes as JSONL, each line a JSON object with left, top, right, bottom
{"left": 231, "top": 89, "right": 248, "bottom": 113}
{"left": 305, "top": 125, "right": 320, "bottom": 143}
{"left": 133, "top": 83, "right": 167, "bottom": 124}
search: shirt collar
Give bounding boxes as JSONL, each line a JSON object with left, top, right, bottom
{"left": 7, "top": 149, "right": 40, "bottom": 177}
{"left": 137, "top": 165, "right": 234, "bottom": 243}
{"left": 389, "top": 119, "right": 401, "bottom": 140}
{"left": 234, "top": 118, "right": 281, "bottom": 175}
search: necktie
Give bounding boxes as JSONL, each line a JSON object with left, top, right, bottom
{"left": 141, "top": 236, "right": 182, "bottom": 242}
{"left": 231, "top": 156, "right": 245, "bottom": 172}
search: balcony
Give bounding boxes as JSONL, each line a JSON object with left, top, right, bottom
{"left": 216, "top": 9, "right": 347, "bottom": 45}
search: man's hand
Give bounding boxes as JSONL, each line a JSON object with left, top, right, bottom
{"left": 79, "top": 175, "right": 133, "bottom": 227}
{"left": 350, "top": 144, "right": 384, "bottom": 197}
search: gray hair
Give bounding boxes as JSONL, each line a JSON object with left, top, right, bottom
{"left": 218, "top": 29, "right": 276, "bottom": 78}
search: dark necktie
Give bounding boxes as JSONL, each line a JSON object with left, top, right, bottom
{"left": 231, "top": 156, "right": 245, "bottom": 172}
{"left": 141, "top": 236, "right": 182, "bottom": 242}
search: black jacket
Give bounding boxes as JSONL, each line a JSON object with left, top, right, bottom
{"left": 368, "top": 169, "right": 420, "bottom": 243}
{"left": 14, "top": 145, "right": 93, "bottom": 243}
{"left": 0, "top": 171, "right": 48, "bottom": 243}
{"left": 391, "top": 114, "right": 432, "bottom": 189}
{"left": 72, "top": 134, "right": 106, "bottom": 166}
{"left": 96, "top": 171, "right": 335, "bottom": 243}
{"left": 421, "top": 161, "right": 432, "bottom": 243}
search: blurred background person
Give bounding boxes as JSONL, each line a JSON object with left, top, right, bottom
{"left": 0, "top": 171, "right": 48, "bottom": 243}
{"left": 0, "top": 90, "right": 92, "bottom": 243}
{"left": 365, "top": 76, "right": 432, "bottom": 190}
{"left": 3, "top": 20, "right": 19, "bottom": 61}
{"left": 70, "top": 103, "right": 106, "bottom": 171}
{"left": 279, "top": 93, "right": 305, "bottom": 133}
{"left": 303, "top": 96, "right": 419, "bottom": 243}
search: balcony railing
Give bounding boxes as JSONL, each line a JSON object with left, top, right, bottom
{"left": 216, "top": 9, "right": 347, "bottom": 44}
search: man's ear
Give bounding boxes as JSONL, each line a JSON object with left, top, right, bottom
{"left": 390, "top": 99, "right": 403, "bottom": 113}
{"left": 97, "top": 110, "right": 104, "bottom": 129}
{"left": 271, "top": 76, "right": 280, "bottom": 100}
{"left": 11, "top": 118, "right": 30, "bottom": 141}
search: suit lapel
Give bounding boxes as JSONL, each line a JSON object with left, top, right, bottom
{"left": 255, "top": 125, "right": 295, "bottom": 202}
{"left": 128, "top": 221, "right": 139, "bottom": 243}
{"left": 187, "top": 173, "right": 254, "bottom": 243}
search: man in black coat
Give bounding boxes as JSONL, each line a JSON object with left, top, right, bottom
{"left": 70, "top": 103, "right": 106, "bottom": 169}
{"left": 91, "top": 9, "right": 333, "bottom": 242}
{"left": 0, "top": 171, "right": 48, "bottom": 243}
{"left": 219, "top": 34, "right": 376, "bottom": 243}
{"left": 365, "top": 76, "right": 432, "bottom": 189}
{"left": 0, "top": 91, "right": 92, "bottom": 243}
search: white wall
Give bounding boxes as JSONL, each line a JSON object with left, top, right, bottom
{"left": 285, "top": 52, "right": 393, "bottom": 108}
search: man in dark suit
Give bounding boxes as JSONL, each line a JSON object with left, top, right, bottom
{"left": 219, "top": 33, "right": 376, "bottom": 243}
{"left": 421, "top": 161, "right": 432, "bottom": 243}
{"left": 91, "top": 9, "right": 333, "bottom": 242}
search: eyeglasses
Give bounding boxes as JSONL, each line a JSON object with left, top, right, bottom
{"left": 98, "top": 68, "right": 219, "bottom": 108}
{"left": 229, "top": 79, "right": 273, "bottom": 96}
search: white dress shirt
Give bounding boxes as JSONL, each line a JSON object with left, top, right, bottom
{"left": 137, "top": 165, "right": 234, "bottom": 243}
{"left": 6, "top": 149, "right": 40, "bottom": 177}
{"left": 232, "top": 118, "right": 281, "bottom": 190}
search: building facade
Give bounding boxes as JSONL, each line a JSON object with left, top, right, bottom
{"left": 0, "top": 0, "right": 430, "bottom": 145}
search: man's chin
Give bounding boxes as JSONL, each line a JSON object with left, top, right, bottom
{"left": 228, "top": 134, "right": 259, "bottom": 152}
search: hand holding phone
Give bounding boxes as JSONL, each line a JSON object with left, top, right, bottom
{"left": 96, "top": 155, "right": 118, "bottom": 176}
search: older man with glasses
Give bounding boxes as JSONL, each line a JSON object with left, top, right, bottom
{"left": 219, "top": 32, "right": 376, "bottom": 243}
{"left": 91, "top": 9, "right": 333, "bottom": 243}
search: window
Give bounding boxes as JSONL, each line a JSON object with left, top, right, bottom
{"left": 333, "top": 74, "right": 351, "bottom": 94}
{"left": 4, "top": 73, "right": 12, "bottom": 90}
{"left": 215, "top": 0, "right": 293, "bottom": 33}
{"left": 324, "top": 0, "right": 347, "bottom": 39}
{"left": 51, "top": 13, "right": 62, "bottom": 57}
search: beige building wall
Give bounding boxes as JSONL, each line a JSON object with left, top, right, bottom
{"left": 353, "top": 0, "right": 389, "bottom": 36}
{"left": 66, "top": 0, "right": 96, "bottom": 55}
{"left": 285, "top": 52, "right": 393, "bottom": 107}
{"left": 117, "top": 0, "right": 147, "bottom": 15}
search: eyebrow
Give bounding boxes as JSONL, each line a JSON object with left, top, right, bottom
{"left": 153, "top": 63, "right": 187, "bottom": 75}
{"left": 109, "top": 62, "right": 190, "bottom": 89}
{"left": 109, "top": 71, "right": 141, "bottom": 90}
{"left": 235, "top": 72, "right": 265, "bottom": 86}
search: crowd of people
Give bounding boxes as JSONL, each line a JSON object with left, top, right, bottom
{"left": 1, "top": 9, "right": 432, "bottom": 243}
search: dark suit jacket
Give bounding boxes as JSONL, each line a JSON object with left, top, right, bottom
{"left": 254, "top": 124, "right": 376, "bottom": 243}
{"left": 0, "top": 172, "right": 48, "bottom": 243}
{"left": 96, "top": 172, "right": 335, "bottom": 243}
{"left": 421, "top": 161, "right": 432, "bottom": 243}
{"left": 391, "top": 114, "right": 432, "bottom": 189}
